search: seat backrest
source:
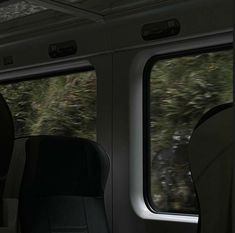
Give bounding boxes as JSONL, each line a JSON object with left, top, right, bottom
{"left": 0, "top": 94, "right": 14, "bottom": 195}
{"left": 19, "top": 135, "right": 110, "bottom": 233}
{"left": 189, "top": 103, "right": 233, "bottom": 233}
{"left": 0, "top": 93, "right": 14, "bottom": 227}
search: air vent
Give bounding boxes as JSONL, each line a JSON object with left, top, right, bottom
{"left": 142, "top": 19, "right": 180, "bottom": 41}
{"left": 48, "top": 40, "right": 77, "bottom": 58}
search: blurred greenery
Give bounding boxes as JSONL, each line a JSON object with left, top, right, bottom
{"left": 150, "top": 49, "right": 233, "bottom": 213}
{"left": 0, "top": 71, "right": 96, "bottom": 140}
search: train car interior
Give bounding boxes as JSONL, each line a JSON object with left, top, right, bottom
{"left": 0, "top": 0, "right": 233, "bottom": 233}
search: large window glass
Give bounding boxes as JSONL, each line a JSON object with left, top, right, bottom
{"left": 0, "top": 70, "right": 96, "bottom": 140}
{"left": 145, "top": 48, "right": 233, "bottom": 214}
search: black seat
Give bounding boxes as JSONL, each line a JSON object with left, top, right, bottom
{"left": 0, "top": 94, "right": 14, "bottom": 226}
{"left": 18, "top": 136, "right": 110, "bottom": 233}
{"left": 0, "top": 94, "right": 14, "bottom": 196}
{"left": 189, "top": 103, "right": 233, "bottom": 233}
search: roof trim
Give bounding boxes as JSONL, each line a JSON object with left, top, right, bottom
{"left": 30, "top": 0, "right": 105, "bottom": 22}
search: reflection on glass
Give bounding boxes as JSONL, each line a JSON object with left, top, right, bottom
{"left": 149, "top": 49, "right": 233, "bottom": 214}
{"left": 0, "top": 71, "right": 97, "bottom": 141}
{"left": 0, "top": 1, "right": 47, "bottom": 23}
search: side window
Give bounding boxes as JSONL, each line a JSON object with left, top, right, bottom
{"left": 145, "top": 49, "right": 233, "bottom": 214}
{"left": 0, "top": 70, "right": 97, "bottom": 140}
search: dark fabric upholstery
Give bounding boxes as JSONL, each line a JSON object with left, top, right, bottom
{"left": 19, "top": 136, "right": 110, "bottom": 233}
{"left": 20, "top": 196, "right": 109, "bottom": 233}
{"left": 0, "top": 94, "right": 14, "bottom": 179}
{"left": 189, "top": 104, "right": 233, "bottom": 233}
{"left": 0, "top": 93, "right": 14, "bottom": 226}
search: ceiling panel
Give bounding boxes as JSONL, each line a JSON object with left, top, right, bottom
{"left": 0, "top": 0, "right": 172, "bottom": 25}
{"left": 108, "top": 0, "right": 169, "bottom": 13}
{"left": 64, "top": 0, "right": 110, "bottom": 13}
{"left": 0, "top": 0, "right": 181, "bottom": 42}
{"left": 64, "top": 0, "right": 171, "bottom": 15}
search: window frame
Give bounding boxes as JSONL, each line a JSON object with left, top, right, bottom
{"left": 0, "top": 64, "right": 94, "bottom": 85}
{"left": 143, "top": 44, "right": 233, "bottom": 215}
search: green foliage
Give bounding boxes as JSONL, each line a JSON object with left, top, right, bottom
{"left": 0, "top": 71, "right": 96, "bottom": 140}
{"left": 150, "top": 50, "right": 233, "bottom": 213}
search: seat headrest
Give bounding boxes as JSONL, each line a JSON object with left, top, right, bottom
{"left": 189, "top": 103, "right": 233, "bottom": 180}
{"left": 194, "top": 102, "right": 233, "bottom": 130}
{"left": 20, "top": 136, "right": 110, "bottom": 197}
{"left": 0, "top": 94, "right": 14, "bottom": 178}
